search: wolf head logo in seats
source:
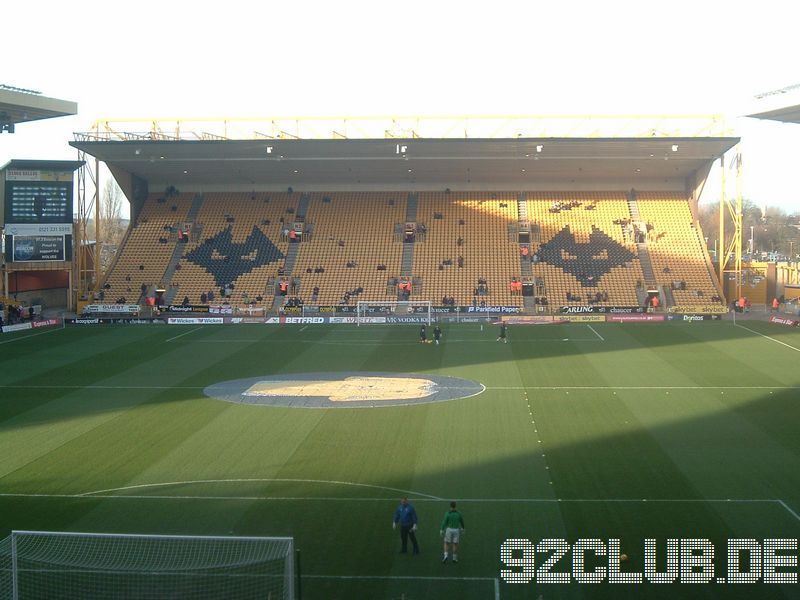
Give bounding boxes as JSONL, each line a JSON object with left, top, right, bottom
{"left": 538, "top": 226, "right": 636, "bottom": 286}
{"left": 184, "top": 226, "right": 285, "bottom": 286}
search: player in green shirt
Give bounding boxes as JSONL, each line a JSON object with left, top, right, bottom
{"left": 440, "top": 501, "right": 465, "bottom": 563}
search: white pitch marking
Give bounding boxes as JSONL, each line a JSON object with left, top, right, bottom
{"left": 305, "top": 575, "right": 504, "bottom": 599}
{"left": 0, "top": 384, "right": 796, "bottom": 394}
{"left": 78, "top": 478, "right": 444, "bottom": 500}
{"left": 587, "top": 324, "right": 605, "bottom": 341}
{"left": 0, "top": 493, "right": 424, "bottom": 502}
{"left": 735, "top": 323, "right": 800, "bottom": 353}
{"left": 0, "top": 492, "right": 788, "bottom": 512}
{"left": 0, "top": 566, "right": 496, "bottom": 588}
{"left": 777, "top": 499, "right": 800, "bottom": 523}
{"left": 299, "top": 326, "right": 308, "bottom": 332}
{"left": 303, "top": 572, "right": 501, "bottom": 598}
{"left": 165, "top": 327, "right": 202, "bottom": 342}
{"left": 188, "top": 338, "right": 600, "bottom": 345}
{"left": 484, "top": 386, "right": 798, "bottom": 390}
{"left": 0, "top": 384, "right": 206, "bottom": 390}
{"left": 303, "top": 575, "right": 496, "bottom": 581}
{"left": 0, "top": 327, "right": 65, "bottom": 345}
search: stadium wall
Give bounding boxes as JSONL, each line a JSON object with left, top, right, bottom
{"left": 8, "top": 270, "right": 68, "bottom": 292}
{"left": 7, "top": 271, "right": 69, "bottom": 309}
{"left": 686, "top": 165, "right": 712, "bottom": 216}
{"left": 6, "top": 287, "right": 67, "bottom": 309}
{"left": 108, "top": 166, "right": 135, "bottom": 215}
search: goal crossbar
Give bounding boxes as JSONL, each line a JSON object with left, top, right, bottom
{"left": 1, "top": 530, "right": 295, "bottom": 600}
{"left": 356, "top": 300, "right": 432, "bottom": 325}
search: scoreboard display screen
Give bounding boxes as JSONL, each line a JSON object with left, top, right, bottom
{"left": 2, "top": 165, "right": 78, "bottom": 263}
{"left": 4, "top": 180, "right": 72, "bottom": 224}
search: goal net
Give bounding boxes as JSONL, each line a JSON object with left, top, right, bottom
{"left": 0, "top": 531, "right": 294, "bottom": 600}
{"left": 356, "top": 300, "right": 432, "bottom": 325}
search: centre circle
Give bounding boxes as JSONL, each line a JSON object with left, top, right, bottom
{"left": 203, "top": 372, "right": 485, "bottom": 408}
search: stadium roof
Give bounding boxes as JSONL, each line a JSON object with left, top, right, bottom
{"left": 747, "top": 83, "right": 800, "bottom": 124}
{"left": 70, "top": 136, "right": 739, "bottom": 189}
{"left": 0, "top": 85, "right": 77, "bottom": 132}
{"left": 0, "top": 159, "right": 85, "bottom": 173}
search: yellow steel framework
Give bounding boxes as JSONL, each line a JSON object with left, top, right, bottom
{"left": 74, "top": 151, "right": 101, "bottom": 304}
{"left": 778, "top": 264, "right": 800, "bottom": 287}
{"left": 718, "top": 146, "right": 743, "bottom": 302}
{"left": 75, "top": 114, "right": 731, "bottom": 142}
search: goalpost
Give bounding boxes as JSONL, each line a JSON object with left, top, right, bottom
{"left": 356, "top": 300, "right": 432, "bottom": 326}
{"left": 0, "top": 531, "right": 295, "bottom": 600}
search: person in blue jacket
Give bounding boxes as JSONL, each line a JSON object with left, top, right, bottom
{"left": 393, "top": 497, "right": 420, "bottom": 554}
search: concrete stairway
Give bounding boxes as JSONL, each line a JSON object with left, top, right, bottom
{"left": 270, "top": 243, "right": 301, "bottom": 311}
{"left": 637, "top": 242, "right": 657, "bottom": 285}
{"left": 517, "top": 193, "right": 528, "bottom": 220}
{"left": 297, "top": 193, "right": 310, "bottom": 220}
{"left": 517, "top": 193, "right": 533, "bottom": 309}
{"left": 627, "top": 191, "right": 657, "bottom": 286}
{"left": 400, "top": 193, "right": 418, "bottom": 278}
{"left": 161, "top": 193, "right": 204, "bottom": 304}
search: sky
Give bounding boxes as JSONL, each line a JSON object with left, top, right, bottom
{"left": 1, "top": 0, "right": 798, "bottom": 217}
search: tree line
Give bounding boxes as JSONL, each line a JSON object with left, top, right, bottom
{"left": 698, "top": 201, "right": 800, "bottom": 261}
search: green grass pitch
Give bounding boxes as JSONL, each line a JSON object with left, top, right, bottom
{"left": 2, "top": 320, "right": 800, "bottom": 599}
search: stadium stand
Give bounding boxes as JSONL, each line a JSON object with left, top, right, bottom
{"left": 102, "top": 189, "right": 722, "bottom": 312}
{"left": 171, "top": 193, "right": 293, "bottom": 305}
{"left": 527, "top": 192, "right": 645, "bottom": 307}
{"left": 103, "top": 193, "right": 195, "bottom": 302}
{"left": 636, "top": 193, "right": 722, "bottom": 304}
{"left": 290, "top": 192, "right": 406, "bottom": 306}
{"left": 413, "top": 192, "right": 520, "bottom": 307}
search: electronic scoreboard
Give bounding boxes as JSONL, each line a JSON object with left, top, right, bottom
{"left": 4, "top": 179, "right": 71, "bottom": 224}
{"left": 1, "top": 161, "right": 82, "bottom": 263}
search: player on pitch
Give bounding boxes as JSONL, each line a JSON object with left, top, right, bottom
{"left": 440, "top": 501, "right": 465, "bottom": 563}
{"left": 496, "top": 322, "right": 508, "bottom": 343}
{"left": 393, "top": 497, "right": 420, "bottom": 554}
